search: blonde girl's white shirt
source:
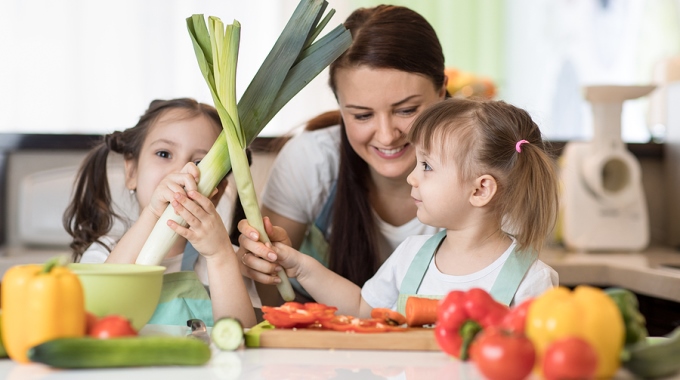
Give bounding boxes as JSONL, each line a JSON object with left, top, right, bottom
{"left": 79, "top": 236, "right": 262, "bottom": 308}
{"left": 361, "top": 235, "right": 559, "bottom": 310}
{"left": 261, "top": 125, "right": 440, "bottom": 261}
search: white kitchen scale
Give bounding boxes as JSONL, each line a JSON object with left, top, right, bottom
{"left": 559, "top": 85, "right": 655, "bottom": 251}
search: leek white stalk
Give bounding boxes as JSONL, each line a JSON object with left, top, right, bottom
{"left": 135, "top": 0, "right": 352, "bottom": 303}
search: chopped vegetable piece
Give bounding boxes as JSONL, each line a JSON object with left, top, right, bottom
{"left": 371, "top": 308, "right": 407, "bottom": 326}
{"left": 405, "top": 297, "right": 439, "bottom": 327}
{"left": 320, "top": 316, "right": 406, "bottom": 333}
{"left": 262, "top": 302, "right": 337, "bottom": 328}
{"left": 211, "top": 317, "right": 244, "bottom": 351}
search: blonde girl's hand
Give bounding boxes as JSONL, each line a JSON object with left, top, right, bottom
{"left": 167, "top": 188, "right": 231, "bottom": 258}
{"left": 237, "top": 217, "right": 299, "bottom": 285}
{"left": 147, "top": 162, "right": 201, "bottom": 218}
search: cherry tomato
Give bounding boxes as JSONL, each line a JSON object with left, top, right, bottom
{"left": 542, "top": 337, "right": 598, "bottom": 380}
{"left": 470, "top": 327, "right": 535, "bottom": 380}
{"left": 84, "top": 311, "right": 99, "bottom": 334}
{"left": 89, "top": 315, "right": 138, "bottom": 338}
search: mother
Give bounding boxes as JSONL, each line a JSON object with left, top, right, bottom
{"left": 241, "top": 5, "right": 448, "bottom": 304}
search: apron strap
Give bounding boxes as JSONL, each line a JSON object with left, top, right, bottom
{"left": 292, "top": 182, "right": 337, "bottom": 299}
{"left": 181, "top": 242, "right": 200, "bottom": 271}
{"left": 398, "top": 230, "right": 447, "bottom": 295}
{"left": 314, "top": 182, "right": 337, "bottom": 238}
{"left": 489, "top": 248, "right": 536, "bottom": 306}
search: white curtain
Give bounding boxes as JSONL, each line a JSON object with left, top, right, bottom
{"left": 0, "top": 0, "right": 354, "bottom": 136}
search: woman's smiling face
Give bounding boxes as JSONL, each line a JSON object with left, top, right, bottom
{"left": 335, "top": 66, "right": 446, "bottom": 182}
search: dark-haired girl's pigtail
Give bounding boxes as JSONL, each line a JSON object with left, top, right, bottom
{"left": 63, "top": 135, "right": 120, "bottom": 262}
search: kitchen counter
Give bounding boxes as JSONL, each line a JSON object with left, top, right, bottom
{"left": 540, "top": 245, "right": 680, "bottom": 303}
{"left": 0, "top": 325, "right": 642, "bottom": 380}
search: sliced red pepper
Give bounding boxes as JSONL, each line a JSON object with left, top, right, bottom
{"left": 262, "top": 302, "right": 338, "bottom": 329}
{"left": 371, "top": 308, "right": 407, "bottom": 326}
{"left": 321, "top": 315, "right": 406, "bottom": 333}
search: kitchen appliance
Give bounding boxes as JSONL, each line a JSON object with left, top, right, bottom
{"left": 560, "top": 85, "right": 655, "bottom": 251}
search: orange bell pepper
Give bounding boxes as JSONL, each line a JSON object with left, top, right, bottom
{"left": 1, "top": 257, "right": 86, "bottom": 363}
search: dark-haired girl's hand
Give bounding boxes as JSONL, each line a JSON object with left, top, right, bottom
{"left": 167, "top": 188, "right": 231, "bottom": 258}
{"left": 147, "top": 162, "right": 201, "bottom": 219}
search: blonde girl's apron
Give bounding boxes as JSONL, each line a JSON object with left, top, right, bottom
{"left": 147, "top": 242, "right": 214, "bottom": 327}
{"left": 395, "top": 230, "right": 536, "bottom": 314}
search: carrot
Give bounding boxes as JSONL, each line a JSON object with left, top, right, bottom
{"left": 405, "top": 297, "right": 439, "bottom": 327}
{"left": 370, "top": 308, "right": 407, "bottom": 326}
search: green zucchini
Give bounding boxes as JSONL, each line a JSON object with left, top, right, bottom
{"left": 623, "top": 326, "right": 680, "bottom": 379}
{"left": 28, "top": 336, "right": 211, "bottom": 368}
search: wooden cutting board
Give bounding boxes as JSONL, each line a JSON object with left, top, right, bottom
{"left": 246, "top": 326, "right": 439, "bottom": 351}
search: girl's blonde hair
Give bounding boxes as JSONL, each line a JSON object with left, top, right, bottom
{"left": 408, "top": 98, "right": 559, "bottom": 253}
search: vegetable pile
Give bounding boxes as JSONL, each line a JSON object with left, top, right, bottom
{"left": 428, "top": 286, "right": 680, "bottom": 380}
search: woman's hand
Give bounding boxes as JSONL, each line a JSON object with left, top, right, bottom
{"left": 167, "top": 188, "right": 231, "bottom": 258}
{"left": 147, "top": 162, "right": 201, "bottom": 219}
{"left": 237, "top": 217, "right": 301, "bottom": 284}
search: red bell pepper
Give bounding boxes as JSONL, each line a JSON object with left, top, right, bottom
{"left": 500, "top": 298, "right": 534, "bottom": 334}
{"left": 434, "top": 288, "right": 509, "bottom": 360}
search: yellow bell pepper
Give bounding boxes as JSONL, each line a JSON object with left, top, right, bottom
{"left": 1, "top": 257, "right": 85, "bottom": 363}
{"left": 526, "top": 285, "right": 624, "bottom": 379}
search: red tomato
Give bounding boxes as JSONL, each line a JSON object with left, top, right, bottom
{"left": 85, "top": 311, "right": 99, "bottom": 334}
{"left": 89, "top": 315, "right": 138, "bottom": 338}
{"left": 542, "top": 337, "right": 598, "bottom": 380}
{"left": 470, "top": 327, "right": 535, "bottom": 380}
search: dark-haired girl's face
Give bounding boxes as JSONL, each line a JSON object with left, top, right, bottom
{"left": 124, "top": 109, "right": 222, "bottom": 213}
{"left": 336, "top": 66, "right": 446, "bottom": 183}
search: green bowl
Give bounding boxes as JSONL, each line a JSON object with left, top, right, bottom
{"left": 68, "top": 263, "right": 165, "bottom": 331}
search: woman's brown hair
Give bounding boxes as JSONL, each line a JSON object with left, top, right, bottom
{"left": 305, "top": 5, "right": 447, "bottom": 286}
{"left": 408, "top": 98, "right": 560, "bottom": 253}
{"left": 63, "top": 98, "right": 225, "bottom": 262}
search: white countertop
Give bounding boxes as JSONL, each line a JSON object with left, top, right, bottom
{"left": 0, "top": 325, "right": 640, "bottom": 380}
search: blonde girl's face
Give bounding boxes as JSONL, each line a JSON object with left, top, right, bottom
{"left": 335, "top": 66, "right": 446, "bottom": 182}
{"left": 407, "top": 146, "right": 472, "bottom": 228}
{"left": 124, "top": 109, "right": 221, "bottom": 212}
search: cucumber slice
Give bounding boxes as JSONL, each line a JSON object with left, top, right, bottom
{"left": 211, "top": 317, "right": 244, "bottom": 351}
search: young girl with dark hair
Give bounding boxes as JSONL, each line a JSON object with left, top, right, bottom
{"left": 64, "top": 98, "right": 257, "bottom": 327}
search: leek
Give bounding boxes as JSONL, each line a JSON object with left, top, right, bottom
{"left": 135, "top": 0, "right": 352, "bottom": 303}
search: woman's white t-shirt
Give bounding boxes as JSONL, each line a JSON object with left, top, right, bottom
{"left": 80, "top": 236, "right": 262, "bottom": 308}
{"left": 361, "top": 235, "right": 559, "bottom": 309}
{"left": 261, "top": 125, "right": 439, "bottom": 262}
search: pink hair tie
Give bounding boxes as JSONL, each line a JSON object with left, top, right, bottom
{"left": 515, "top": 139, "right": 529, "bottom": 153}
